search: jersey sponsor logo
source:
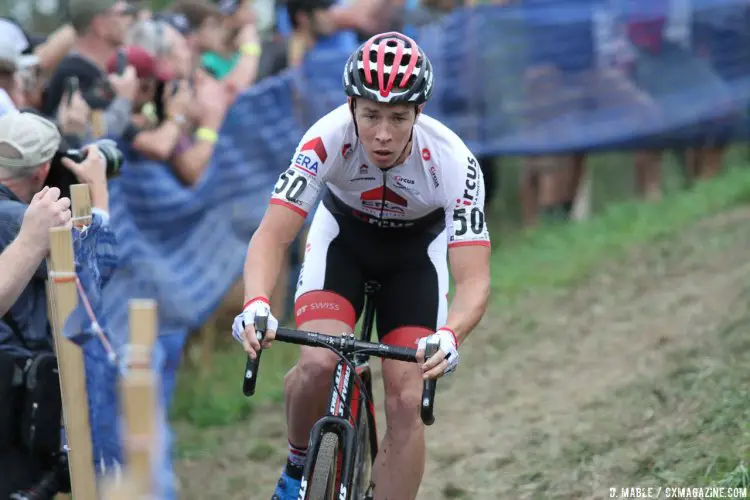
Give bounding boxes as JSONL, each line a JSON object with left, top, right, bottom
{"left": 360, "top": 186, "right": 408, "bottom": 216}
{"left": 394, "top": 175, "right": 414, "bottom": 185}
{"left": 351, "top": 165, "right": 374, "bottom": 181}
{"left": 296, "top": 301, "right": 341, "bottom": 317}
{"left": 342, "top": 143, "right": 353, "bottom": 159}
{"left": 329, "top": 364, "right": 350, "bottom": 417}
{"left": 352, "top": 209, "right": 416, "bottom": 228}
{"left": 458, "top": 156, "right": 479, "bottom": 206}
{"left": 422, "top": 148, "right": 431, "bottom": 161}
{"left": 293, "top": 152, "right": 320, "bottom": 176}
{"left": 300, "top": 137, "right": 328, "bottom": 162}
{"left": 392, "top": 175, "right": 420, "bottom": 196}
{"left": 429, "top": 165, "right": 440, "bottom": 188}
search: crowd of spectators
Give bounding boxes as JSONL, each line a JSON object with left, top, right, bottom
{"left": 0, "top": 0, "right": 464, "bottom": 495}
{"left": 0, "top": 0, "right": 745, "bottom": 497}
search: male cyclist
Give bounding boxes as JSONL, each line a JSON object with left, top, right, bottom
{"left": 233, "top": 31, "right": 491, "bottom": 500}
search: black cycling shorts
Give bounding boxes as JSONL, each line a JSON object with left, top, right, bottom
{"left": 294, "top": 192, "right": 449, "bottom": 349}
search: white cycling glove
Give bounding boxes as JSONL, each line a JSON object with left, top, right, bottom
{"left": 231, "top": 297, "right": 279, "bottom": 344}
{"left": 417, "top": 328, "right": 459, "bottom": 376}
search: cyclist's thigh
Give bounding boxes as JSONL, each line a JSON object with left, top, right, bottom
{"left": 376, "top": 228, "right": 449, "bottom": 350}
{"left": 295, "top": 204, "right": 366, "bottom": 340}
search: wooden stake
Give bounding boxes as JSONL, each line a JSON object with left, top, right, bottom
{"left": 47, "top": 226, "right": 96, "bottom": 500}
{"left": 121, "top": 299, "right": 158, "bottom": 496}
{"left": 70, "top": 184, "right": 92, "bottom": 229}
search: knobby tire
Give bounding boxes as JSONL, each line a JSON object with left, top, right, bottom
{"left": 308, "top": 432, "right": 339, "bottom": 500}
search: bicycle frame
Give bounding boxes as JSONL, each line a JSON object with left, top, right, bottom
{"left": 300, "top": 281, "right": 380, "bottom": 499}
{"left": 241, "top": 282, "right": 439, "bottom": 500}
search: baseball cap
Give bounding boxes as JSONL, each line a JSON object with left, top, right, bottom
{"left": 106, "top": 46, "right": 175, "bottom": 81}
{"left": 152, "top": 12, "right": 195, "bottom": 36}
{"left": 0, "top": 111, "right": 61, "bottom": 170}
{"left": 0, "top": 38, "right": 39, "bottom": 73}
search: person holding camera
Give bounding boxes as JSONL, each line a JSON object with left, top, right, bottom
{"left": 0, "top": 110, "right": 112, "bottom": 499}
{"left": 0, "top": 187, "right": 71, "bottom": 317}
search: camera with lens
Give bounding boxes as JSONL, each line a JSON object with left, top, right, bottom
{"left": 44, "top": 138, "right": 125, "bottom": 200}
{"left": 9, "top": 450, "right": 70, "bottom": 500}
{"left": 57, "top": 138, "right": 124, "bottom": 178}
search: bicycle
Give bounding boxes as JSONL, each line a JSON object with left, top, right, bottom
{"left": 241, "top": 281, "right": 441, "bottom": 500}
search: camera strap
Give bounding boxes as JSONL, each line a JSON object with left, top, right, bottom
{"left": 2, "top": 312, "right": 31, "bottom": 351}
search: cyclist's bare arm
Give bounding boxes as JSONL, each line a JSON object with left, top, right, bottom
{"left": 243, "top": 204, "right": 305, "bottom": 306}
{"left": 437, "top": 150, "right": 492, "bottom": 345}
{"left": 444, "top": 244, "right": 491, "bottom": 345}
{"left": 240, "top": 125, "right": 337, "bottom": 352}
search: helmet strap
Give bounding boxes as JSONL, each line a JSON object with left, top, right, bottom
{"left": 349, "top": 98, "right": 359, "bottom": 137}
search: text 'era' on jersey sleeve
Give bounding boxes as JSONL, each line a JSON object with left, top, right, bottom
{"left": 269, "top": 107, "right": 349, "bottom": 217}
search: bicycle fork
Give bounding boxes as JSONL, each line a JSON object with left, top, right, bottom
{"left": 300, "top": 360, "right": 358, "bottom": 500}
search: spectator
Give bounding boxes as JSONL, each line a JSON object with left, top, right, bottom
{"left": 40, "top": 90, "right": 95, "bottom": 201}
{"left": 681, "top": 2, "right": 746, "bottom": 183}
{"left": 41, "top": 0, "right": 137, "bottom": 139}
{"left": 0, "top": 111, "right": 110, "bottom": 499}
{"left": 624, "top": 0, "right": 732, "bottom": 199}
{"left": 519, "top": 0, "right": 595, "bottom": 225}
{"left": 101, "top": 46, "right": 197, "bottom": 164}
{"left": 169, "top": 71, "right": 232, "bottom": 185}
{"left": 126, "top": 18, "right": 193, "bottom": 78}
{"left": 200, "top": 0, "right": 263, "bottom": 94}
{"left": 276, "top": 0, "right": 377, "bottom": 50}
{"left": 124, "top": 18, "right": 233, "bottom": 184}
{"left": 0, "top": 187, "right": 71, "bottom": 317}
{"left": 0, "top": 39, "right": 37, "bottom": 114}
{"left": 166, "top": 0, "right": 227, "bottom": 69}
{"left": 0, "top": 19, "right": 77, "bottom": 75}
{"left": 283, "top": 0, "right": 344, "bottom": 66}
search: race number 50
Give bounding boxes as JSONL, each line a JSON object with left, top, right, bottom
{"left": 274, "top": 169, "right": 309, "bottom": 204}
{"left": 453, "top": 206, "right": 485, "bottom": 236}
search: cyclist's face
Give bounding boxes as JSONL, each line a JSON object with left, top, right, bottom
{"left": 354, "top": 99, "right": 417, "bottom": 168}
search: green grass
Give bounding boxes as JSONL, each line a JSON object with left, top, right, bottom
{"left": 560, "top": 309, "right": 750, "bottom": 491}
{"left": 172, "top": 155, "right": 750, "bottom": 489}
{"left": 170, "top": 341, "right": 298, "bottom": 427}
{"left": 490, "top": 163, "right": 750, "bottom": 299}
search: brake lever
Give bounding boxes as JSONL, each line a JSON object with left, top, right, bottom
{"left": 242, "top": 314, "right": 268, "bottom": 397}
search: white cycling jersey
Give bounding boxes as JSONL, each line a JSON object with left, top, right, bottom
{"left": 270, "top": 104, "right": 491, "bottom": 248}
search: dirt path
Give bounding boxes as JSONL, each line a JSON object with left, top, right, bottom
{"left": 175, "top": 209, "right": 750, "bottom": 500}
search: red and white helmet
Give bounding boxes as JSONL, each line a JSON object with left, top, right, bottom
{"left": 343, "top": 31, "right": 434, "bottom": 105}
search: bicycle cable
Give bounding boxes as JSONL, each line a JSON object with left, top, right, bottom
{"left": 307, "top": 339, "right": 373, "bottom": 425}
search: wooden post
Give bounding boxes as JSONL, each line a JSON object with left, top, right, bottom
{"left": 100, "top": 473, "right": 139, "bottom": 500}
{"left": 121, "top": 299, "right": 158, "bottom": 497}
{"left": 70, "top": 184, "right": 92, "bottom": 229}
{"left": 91, "top": 111, "right": 106, "bottom": 138}
{"left": 47, "top": 226, "right": 97, "bottom": 500}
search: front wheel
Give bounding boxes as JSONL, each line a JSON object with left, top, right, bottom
{"left": 351, "top": 402, "right": 373, "bottom": 499}
{"left": 307, "top": 432, "right": 339, "bottom": 500}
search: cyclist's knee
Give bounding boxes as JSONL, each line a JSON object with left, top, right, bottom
{"left": 384, "top": 380, "right": 422, "bottom": 428}
{"left": 296, "top": 345, "right": 340, "bottom": 383}
{"left": 290, "top": 319, "right": 352, "bottom": 388}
